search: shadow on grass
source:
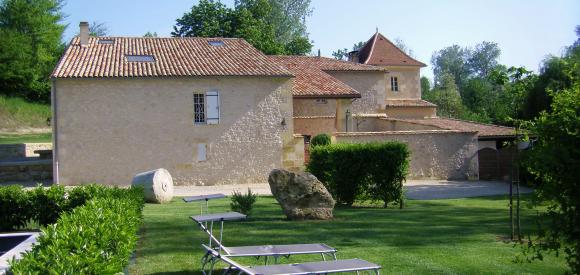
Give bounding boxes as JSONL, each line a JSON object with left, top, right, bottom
{"left": 133, "top": 195, "right": 555, "bottom": 274}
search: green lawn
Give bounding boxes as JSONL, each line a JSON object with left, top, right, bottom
{"left": 130, "top": 196, "right": 567, "bottom": 274}
{"left": 0, "top": 132, "right": 51, "bottom": 144}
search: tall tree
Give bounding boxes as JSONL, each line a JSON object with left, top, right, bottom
{"left": 423, "top": 73, "right": 464, "bottom": 118}
{"left": 467, "top": 41, "right": 501, "bottom": 78}
{"left": 0, "top": 0, "right": 66, "bottom": 103}
{"left": 431, "top": 45, "right": 469, "bottom": 89}
{"left": 88, "top": 21, "right": 108, "bottom": 36}
{"left": 394, "top": 37, "right": 414, "bottom": 57}
{"left": 332, "top": 41, "right": 364, "bottom": 60}
{"left": 420, "top": 76, "right": 431, "bottom": 95}
{"left": 172, "top": 0, "right": 312, "bottom": 55}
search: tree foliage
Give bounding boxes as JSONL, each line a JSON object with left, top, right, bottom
{"left": 521, "top": 86, "right": 580, "bottom": 273}
{"left": 332, "top": 41, "right": 364, "bottom": 60}
{"left": 172, "top": 0, "right": 312, "bottom": 55}
{"left": 0, "top": 0, "right": 65, "bottom": 103}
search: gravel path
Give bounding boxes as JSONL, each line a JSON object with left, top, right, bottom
{"left": 174, "top": 180, "right": 533, "bottom": 200}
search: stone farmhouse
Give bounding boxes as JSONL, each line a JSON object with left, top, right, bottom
{"left": 50, "top": 23, "right": 514, "bottom": 186}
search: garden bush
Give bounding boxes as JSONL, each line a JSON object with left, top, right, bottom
{"left": 10, "top": 193, "right": 144, "bottom": 274}
{"left": 0, "top": 185, "right": 33, "bottom": 231}
{"left": 310, "top": 133, "right": 331, "bottom": 147}
{"left": 230, "top": 188, "right": 257, "bottom": 215}
{"left": 30, "top": 185, "right": 67, "bottom": 226}
{"left": 307, "top": 142, "right": 410, "bottom": 207}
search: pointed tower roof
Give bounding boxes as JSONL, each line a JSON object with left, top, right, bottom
{"left": 357, "top": 32, "right": 426, "bottom": 67}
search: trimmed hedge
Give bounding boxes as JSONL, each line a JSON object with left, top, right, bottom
{"left": 7, "top": 185, "right": 144, "bottom": 274}
{"left": 0, "top": 184, "right": 144, "bottom": 231}
{"left": 310, "top": 133, "right": 331, "bottom": 147}
{"left": 307, "top": 142, "right": 410, "bottom": 207}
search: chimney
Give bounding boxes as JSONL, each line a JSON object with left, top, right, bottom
{"left": 79, "top": 22, "right": 89, "bottom": 46}
{"left": 317, "top": 49, "right": 321, "bottom": 57}
{"left": 348, "top": 51, "right": 359, "bottom": 63}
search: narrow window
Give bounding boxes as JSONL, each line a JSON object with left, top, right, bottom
{"left": 197, "top": 143, "right": 207, "bottom": 162}
{"left": 193, "top": 93, "right": 205, "bottom": 124}
{"left": 206, "top": 90, "right": 220, "bottom": 124}
{"left": 315, "top": 98, "right": 327, "bottom": 104}
{"left": 126, "top": 55, "right": 155, "bottom": 62}
{"left": 391, "top": 77, "right": 399, "bottom": 92}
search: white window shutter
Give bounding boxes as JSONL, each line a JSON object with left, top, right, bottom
{"left": 206, "top": 90, "right": 219, "bottom": 124}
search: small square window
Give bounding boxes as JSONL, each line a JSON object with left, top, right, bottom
{"left": 315, "top": 98, "right": 327, "bottom": 104}
{"left": 391, "top": 77, "right": 399, "bottom": 92}
{"left": 126, "top": 55, "right": 155, "bottom": 62}
{"left": 208, "top": 40, "right": 225, "bottom": 47}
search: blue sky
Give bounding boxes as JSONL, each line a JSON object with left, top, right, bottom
{"left": 61, "top": 0, "right": 579, "bottom": 79}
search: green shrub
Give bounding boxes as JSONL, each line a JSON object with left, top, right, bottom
{"left": 230, "top": 189, "right": 257, "bottom": 215}
{"left": 0, "top": 185, "right": 33, "bottom": 231}
{"left": 307, "top": 142, "right": 410, "bottom": 207}
{"left": 10, "top": 194, "right": 143, "bottom": 274}
{"left": 310, "top": 133, "right": 331, "bottom": 147}
{"left": 30, "top": 185, "right": 67, "bottom": 227}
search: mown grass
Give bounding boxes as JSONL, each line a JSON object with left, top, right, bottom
{"left": 0, "top": 95, "right": 51, "bottom": 130}
{"left": 130, "top": 196, "right": 567, "bottom": 274}
{"left": 0, "top": 132, "right": 52, "bottom": 144}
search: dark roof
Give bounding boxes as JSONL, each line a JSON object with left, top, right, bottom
{"left": 385, "top": 99, "right": 437, "bottom": 107}
{"left": 52, "top": 36, "right": 293, "bottom": 78}
{"left": 357, "top": 32, "right": 427, "bottom": 67}
{"left": 269, "top": 56, "right": 361, "bottom": 98}
{"left": 397, "top": 118, "right": 516, "bottom": 137}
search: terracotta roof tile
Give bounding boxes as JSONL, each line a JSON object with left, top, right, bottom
{"left": 385, "top": 99, "right": 436, "bottom": 107}
{"left": 269, "top": 56, "right": 363, "bottom": 98}
{"left": 357, "top": 32, "right": 426, "bottom": 67}
{"left": 397, "top": 118, "right": 516, "bottom": 137}
{"left": 52, "top": 36, "right": 293, "bottom": 78}
{"left": 270, "top": 56, "right": 386, "bottom": 72}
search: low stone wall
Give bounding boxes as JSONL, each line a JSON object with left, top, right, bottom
{"left": 0, "top": 143, "right": 52, "bottom": 160}
{"left": 334, "top": 130, "right": 479, "bottom": 180}
{"left": 0, "top": 159, "right": 52, "bottom": 182}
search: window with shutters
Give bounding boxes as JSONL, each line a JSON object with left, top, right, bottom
{"left": 193, "top": 91, "right": 220, "bottom": 125}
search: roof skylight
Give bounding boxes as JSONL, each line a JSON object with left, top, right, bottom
{"left": 208, "top": 40, "right": 225, "bottom": 47}
{"left": 98, "top": 39, "right": 115, "bottom": 44}
{"left": 125, "top": 55, "right": 155, "bottom": 62}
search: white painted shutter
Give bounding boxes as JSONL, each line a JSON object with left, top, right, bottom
{"left": 206, "top": 91, "right": 219, "bottom": 124}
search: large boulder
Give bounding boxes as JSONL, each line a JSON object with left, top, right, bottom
{"left": 268, "top": 169, "right": 335, "bottom": 220}
{"left": 131, "top": 168, "right": 174, "bottom": 203}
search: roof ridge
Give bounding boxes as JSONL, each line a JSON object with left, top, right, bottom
{"left": 363, "top": 32, "right": 379, "bottom": 64}
{"left": 376, "top": 33, "right": 426, "bottom": 67}
{"left": 436, "top": 117, "right": 516, "bottom": 129}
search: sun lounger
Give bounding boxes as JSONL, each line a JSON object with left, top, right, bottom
{"left": 191, "top": 213, "right": 338, "bottom": 274}
{"left": 203, "top": 245, "right": 381, "bottom": 275}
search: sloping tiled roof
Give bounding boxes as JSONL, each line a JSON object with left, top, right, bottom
{"left": 399, "top": 118, "right": 515, "bottom": 138}
{"left": 357, "top": 32, "right": 426, "bottom": 67}
{"left": 269, "top": 56, "right": 362, "bottom": 98}
{"left": 270, "top": 56, "right": 386, "bottom": 72}
{"left": 385, "top": 99, "right": 437, "bottom": 107}
{"left": 52, "top": 36, "right": 293, "bottom": 78}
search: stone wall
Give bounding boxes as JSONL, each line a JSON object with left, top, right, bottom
{"left": 293, "top": 98, "right": 337, "bottom": 116}
{"left": 293, "top": 117, "right": 336, "bottom": 136}
{"left": 327, "top": 71, "right": 386, "bottom": 114}
{"left": 383, "top": 66, "right": 421, "bottom": 100}
{"left": 54, "top": 77, "right": 294, "bottom": 186}
{"left": 0, "top": 159, "right": 52, "bottom": 182}
{"left": 0, "top": 143, "right": 52, "bottom": 160}
{"left": 282, "top": 134, "right": 305, "bottom": 171}
{"left": 334, "top": 130, "right": 479, "bottom": 180}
